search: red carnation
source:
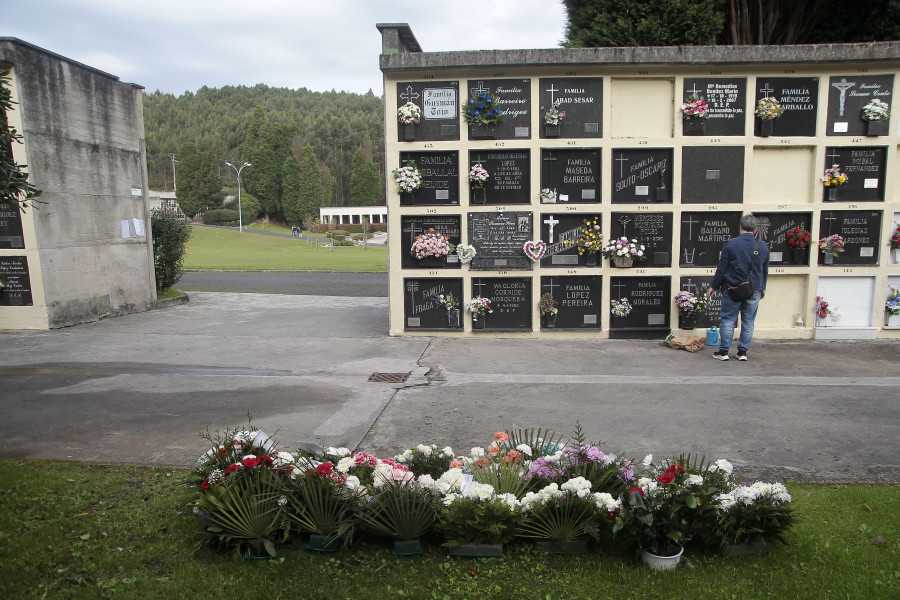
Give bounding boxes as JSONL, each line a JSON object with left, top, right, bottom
{"left": 201, "top": 479, "right": 210, "bottom": 490}
{"left": 316, "top": 462, "right": 335, "bottom": 476}
{"left": 628, "top": 487, "right": 645, "bottom": 497}
{"left": 666, "top": 465, "right": 677, "bottom": 475}
{"left": 224, "top": 464, "right": 241, "bottom": 475}
{"left": 657, "top": 473, "right": 675, "bottom": 484}
{"left": 259, "top": 456, "right": 274, "bottom": 467}
{"left": 242, "top": 457, "right": 260, "bottom": 468}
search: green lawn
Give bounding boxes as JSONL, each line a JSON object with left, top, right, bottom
{"left": 183, "top": 225, "right": 387, "bottom": 271}
{"left": 0, "top": 460, "right": 897, "bottom": 600}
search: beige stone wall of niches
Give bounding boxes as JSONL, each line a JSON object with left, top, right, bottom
{"left": 383, "top": 56, "right": 900, "bottom": 340}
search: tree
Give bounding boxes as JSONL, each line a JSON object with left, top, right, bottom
{"left": 296, "top": 144, "right": 324, "bottom": 223}
{"left": 150, "top": 208, "right": 192, "bottom": 292}
{"left": 281, "top": 155, "right": 303, "bottom": 225}
{"left": 1, "top": 70, "right": 43, "bottom": 211}
{"left": 174, "top": 143, "right": 223, "bottom": 218}
{"left": 349, "top": 146, "right": 383, "bottom": 207}
{"left": 563, "top": 0, "right": 726, "bottom": 47}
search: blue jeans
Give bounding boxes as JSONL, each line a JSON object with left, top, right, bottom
{"left": 718, "top": 290, "right": 762, "bottom": 353}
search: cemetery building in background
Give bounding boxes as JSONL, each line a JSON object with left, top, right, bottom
{"left": 377, "top": 23, "right": 900, "bottom": 340}
{"left": 0, "top": 38, "right": 155, "bottom": 330}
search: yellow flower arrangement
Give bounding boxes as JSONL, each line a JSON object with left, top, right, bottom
{"left": 822, "top": 164, "right": 848, "bottom": 187}
{"left": 565, "top": 217, "right": 604, "bottom": 255}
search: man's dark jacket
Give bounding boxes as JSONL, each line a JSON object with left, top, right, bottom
{"left": 710, "top": 232, "right": 770, "bottom": 292}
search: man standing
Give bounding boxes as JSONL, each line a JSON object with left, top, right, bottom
{"left": 706, "top": 214, "right": 770, "bottom": 361}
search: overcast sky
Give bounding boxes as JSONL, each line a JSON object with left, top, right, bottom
{"left": 3, "top": 0, "right": 568, "bottom": 95}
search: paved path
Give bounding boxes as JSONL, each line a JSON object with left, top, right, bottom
{"left": 1, "top": 292, "right": 898, "bottom": 484}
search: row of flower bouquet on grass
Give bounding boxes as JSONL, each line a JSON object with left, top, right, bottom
{"left": 192, "top": 423, "right": 794, "bottom": 569}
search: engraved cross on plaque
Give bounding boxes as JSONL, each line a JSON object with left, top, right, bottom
{"left": 400, "top": 85, "right": 420, "bottom": 104}
{"left": 682, "top": 215, "right": 700, "bottom": 240}
{"left": 473, "top": 279, "right": 488, "bottom": 297}
{"left": 615, "top": 155, "right": 630, "bottom": 178}
{"left": 822, "top": 213, "right": 839, "bottom": 235}
{"left": 403, "top": 221, "right": 424, "bottom": 246}
{"left": 831, "top": 78, "right": 856, "bottom": 117}
{"left": 682, "top": 278, "right": 697, "bottom": 294}
{"left": 687, "top": 82, "right": 703, "bottom": 97}
{"left": 826, "top": 148, "right": 842, "bottom": 165}
{"left": 612, "top": 280, "right": 627, "bottom": 300}
{"left": 759, "top": 82, "right": 775, "bottom": 97}
{"left": 406, "top": 279, "right": 419, "bottom": 307}
{"left": 544, "top": 278, "right": 561, "bottom": 297}
{"left": 546, "top": 83, "right": 559, "bottom": 104}
{"left": 471, "top": 81, "right": 490, "bottom": 96}
{"left": 543, "top": 214, "right": 560, "bottom": 243}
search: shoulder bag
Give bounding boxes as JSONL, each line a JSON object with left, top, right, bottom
{"left": 726, "top": 240, "right": 758, "bottom": 302}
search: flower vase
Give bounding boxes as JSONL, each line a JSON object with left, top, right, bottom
{"left": 823, "top": 252, "right": 834, "bottom": 265}
{"left": 827, "top": 187, "right": 838, "bottom": 202}
{"left": 403, "top": 123, "right": 416, "bottom": 141}
{"left": 866, "top": 120, "right": 889, "bottom": 136}
{"left": 641, "top": 546, "right": 684, "bottom": 571}
{"left": 417, "top": 256, "right": 445, "bottom": 268}
{"left": 584, "top": 252, "right": 598, "bottom": 267}
{"left": 760, "top": 119, "right": 774, "bottom": 137}
{"left": 471, "top": 187, "right": 486, "bottom": 205}
{"left": 791, "top": 246, "right": 808, "bottom": 265}
{"left": 469, "top": 125, "right": 496, "bottom": 140}
{"left": 613, "top": 256, "right": 634, "bottom": 268}
{"left": 392, "top": 538, "right": 424, "bottom": 556}
{"left": 887, "top": 313, "right": 900, "bottom": 327}
{"left": 400, "top": 192, "right": 415, "bottom": 206}
{"left": 447, "top": 309, "right": 461, "bottom": 328}
{"left": 472, "top": 314, "right": 485, "bottom": 329}
{"left": 891, "top": 248, "right": 900, "bottom": 264}
{"left": 545, "top": 313, "right": 557, "bottom": 328}
{"left": 447, "top": 543, "right": 503, "bottom": 557}
{"left": 306, "top": 534, "right": 340, "bottom": 553}
{"left": 684, "top": 119, "right": 705, "bottom": 135}
{"left": 654, "top": 187, "right": 667, "bottom": 202}
{"left": 544, "top": 123, "right": 560, "bottom": 138}
{"left": 680, "top": 313, "right": 695, "bottom": 329}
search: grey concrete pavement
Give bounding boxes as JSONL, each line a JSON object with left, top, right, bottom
{"left": 1, "top": 292, "right": 898, "bottom": 484}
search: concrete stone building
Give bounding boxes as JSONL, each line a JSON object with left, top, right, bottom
{"left": 378, "top": 24, "right": 900, "bottom": 340}
{"left": 0, "top": 38, "right": 155, "bottom": 329}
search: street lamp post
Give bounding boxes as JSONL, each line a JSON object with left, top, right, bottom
{"left": 225, "top": 161, "right": 251, "bottom": 232}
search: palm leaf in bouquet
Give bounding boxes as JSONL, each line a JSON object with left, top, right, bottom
{"left": 517, "top": 494, "right": 598, "bottom": 543}
{"left": 282, "top": 471, "right": 358, "bottom": 545}
{"left": 503, "top": 427, "right": 566, "bottom": 457}
{"left": 196, "top": 466, "right": 285, "bottom": 557}
{"left": 470, "top": 452, "right": 532, "bottom": 498}
{"left": 361, "top": 479, "right": 440, "bottom": 541}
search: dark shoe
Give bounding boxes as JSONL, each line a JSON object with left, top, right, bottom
{"left": 713, "top": 350, "right": 730, "bottom": 361}
{"left": 737, "top": 351, "right": 748, "bottom": 361}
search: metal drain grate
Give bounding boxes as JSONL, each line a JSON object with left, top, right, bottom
{"left": 368, "top": 372, "right": 410, "bottom": 383}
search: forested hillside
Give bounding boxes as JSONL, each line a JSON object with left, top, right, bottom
{"left": 143, "top": 85, "right": 385, "bottom": 215}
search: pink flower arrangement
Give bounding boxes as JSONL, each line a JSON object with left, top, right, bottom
{"left": 681, "top": 95, "right": 709, "bottom": 119}
{"left": 410, "top": 228, "right": 453, "bottom": 259}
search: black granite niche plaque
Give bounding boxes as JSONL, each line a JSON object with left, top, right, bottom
{"left": 680, "top": 212, "right": 742, "bottom": 267}
{"left": 540, "top": 213, "right": 602, "bottom": 268}
{"left": 822, "top": 147, "right": 887, "bottom": 203}
{"left": 401, "top": 215, "right": 462, "bottom": 270}
{"left": 0, "top": 256, "right": 33, "bottom": 306}
{"left": 682, "top": 78, "right": 746, "bottom": 136}
{"left": 538, "top": 78, "right": 603, "bottom": 138}
{"left": 540, "top": 275, "right": 602, "bottom": 329}
{"left": 465, "top": 79, "right": 531, "bottom": 140}
{"left": 678, "top": 276, "right": 721, "bottom": 329}
{"left": 751, "top": 212, "right": 813, "bottom": 265}
{"left": 540, "top": 149, "right": 601, "bottom": 204}
{"left": 471, "top": 277, "right": 532, "bottom": 330}
{"left": 0, "top": 202, "right": 25, "bottom": 249}
{"left": 754, "top": 77, "right": 819, "bottom": 137}
{"left": 611, "top": 212, "right": 672, "bottom": 268}
{"left": 399, "top": 151, "right": 459, "bottom": 206}
{"left": 819, "top": 210, "right": 882, "bottom": 266}
{"left": 826, "top": 75, "right": 894, "bottom": 137}
{"left": 612, "top": 148, "right": 673, "bottom": 204}
{"left": 470, "top": 149, "right": 530, "bottom": 205}
{"left": 468, "top": 212, "right": 533, "bottom": 270}
{"left": 608, "top": 276, "right": 671, "bottom": 339}
{"left": 403, "top": 278, "right": 464, "bottom": 330}
{"left": 681, "top": 146, "right": 744, "bottom": 204}
{"left": 396, "top": 81, "right": 460, "bottom": 141}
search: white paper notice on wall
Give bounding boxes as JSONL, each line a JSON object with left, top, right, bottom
{"left": 131, "top": 188, "right": 142, "bottom": 196}
{"left": 860, "top": 247, "right": 874, "bottom": 257}
{"left": 132, "top": 219, "right": 145, "bottom": 236}
{"left": 833, "top": 122, "right": 849, "bottom": 133}
{"left": 635, "top": 186, "right": 649, "bottom": 196}
{"left": 864, "top": 179, "right": 879, "bottom": 188}
{"left": 121, "top": 220, "right": 131, "bottom": 239}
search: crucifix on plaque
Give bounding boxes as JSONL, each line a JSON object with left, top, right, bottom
{"left": 618, "top": 215, "right": 632, "bottom": 238}
{"left": 473, "top": 279, "right": 488, "bottom": 297}
{"left": 406, "top": 280, "right": 419, "bottom": 307}
{"left": 826, "top": 149, "right": 842, "bottom": 165}
{"left": 682, "top": 215, "right": 699, "bottom": 240}
{"left": 822, "top": 213, "right": 839, "bottom": 236}
{"left": 544, "top": 215, "right": 559, "bottom": 243}
{"left": 403, "top": 222, "right": 424, "bottom": 246}
{"left": 759, "top": 82, "right": 775, "bottom": 97}
{"left": 400, "top": 85, "right": 420, "bottom": 104}
{"left": 831, "top": 78, "right": 856, "bottom": 117}
{"left": 612, "top": 280, "right": 627, "bottom": 300}
{"left": 687, "top": 82, "right": 703, "bottom": 97}
{"left": 543, "top": 278, "right": 561, "bottom": 297}
{"left": 615, "top": 155, "right": 629, "bottom": 179}
{"left": 546, "top": 83, "right": 559, "bottom": 104}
